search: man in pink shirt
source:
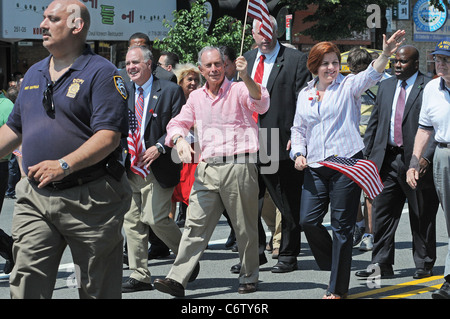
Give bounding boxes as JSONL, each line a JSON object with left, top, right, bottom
{"left": 154, "top": 46, "right": 269, "bottom": 296}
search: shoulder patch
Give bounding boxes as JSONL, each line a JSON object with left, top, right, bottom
{"left": 114, "top": 76, "right": 128, "bottom": 100}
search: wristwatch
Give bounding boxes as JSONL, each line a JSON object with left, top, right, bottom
{"left": 58, "top": 159, "right": 71, "bottom": 176}
{"left": 156, "top": 143, "right": 165, "bottom": 154}
{"left": 293, "top": 152, "right": 305, "bottom": 161}
{"left": 173, "top": 135, "right": 183, "bottom": 145}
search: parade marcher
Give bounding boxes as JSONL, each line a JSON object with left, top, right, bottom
{"left": 291, "top": 30, "right": 406, "bottom": 299}
{"left": 121, "top": 45, "right": 189, "bottom": 293}
{"left": 407, "top": 38, "right": 450, "bottom": 299}
{"left": 244, "top": 15, "right": 311, "bottom": 273}
{"left": 153, "top": 46, "right": 270, "bottom": 296}
{"left": 0, "top": 0, "right": 132, "bottom": 298}
{"left": 356, "top": 45, "right": 439, "bottom": 280}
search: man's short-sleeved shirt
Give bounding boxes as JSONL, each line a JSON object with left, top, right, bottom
{"left": 419, "top": 77, "right": 450, "bottom": 143}
{"left": 7, "top": 45, "right": 128, "bottom": 174}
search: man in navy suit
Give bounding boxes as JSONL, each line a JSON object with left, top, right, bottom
{"left": 243, "top": 16, "right": 311, "bottom": 273}
{"left": 356, "top": 45, "right": 440, "bottom": 279}
{"left": 121, "top": 45, "right": 188, "bottom": 292}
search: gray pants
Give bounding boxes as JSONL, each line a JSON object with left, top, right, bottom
{"left": 167, "top": 162, "right": 260, "bottom": 287}
{"left": 433, "top": 145, "right": 450, "bottom": 279}
{"left": 123, "top": 170, "right": 181, "bottom": 283}
{"left": 9, "top": 175, "right": 131, "bottom": 299}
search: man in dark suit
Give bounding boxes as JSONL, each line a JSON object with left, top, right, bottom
{"left": 243, "top": 16, "right": 311, "bottom": 273}
{"left": 356, "top": 45, "right": 440, "bottom": 279}
{"left": 120, "top": 33, "right": 177, "bottom": 261}
{"left": 121, "top": 45, "right": 188, "bottom": 292}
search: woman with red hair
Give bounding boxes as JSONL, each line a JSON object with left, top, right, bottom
{"left": 290, "top": 30, "right": 406, "bottom": 299}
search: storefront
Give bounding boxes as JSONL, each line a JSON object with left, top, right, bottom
{"left": 0, "top": 0, "right": 179, "bottom": 89}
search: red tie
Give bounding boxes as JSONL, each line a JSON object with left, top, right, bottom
{"left": 252, "top": 55, "right": 265, "bottom": 123}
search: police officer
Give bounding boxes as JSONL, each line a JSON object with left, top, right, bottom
{"left": 0, "top": 0, "right": 131, "bottom": 298}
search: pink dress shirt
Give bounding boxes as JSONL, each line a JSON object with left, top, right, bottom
{"left": 165, "top": 77, "right": 270, "bottom": 161}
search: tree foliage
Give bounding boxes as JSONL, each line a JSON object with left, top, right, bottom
{"left": 154, "top": 0, "right": 254, "bottom": 64}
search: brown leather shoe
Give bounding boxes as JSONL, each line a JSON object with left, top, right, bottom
{"left": 154, "top": 278, "right": 185, "bottom": 297}
{"left": 238, "top": 283, "right": 257, "bottom": 294}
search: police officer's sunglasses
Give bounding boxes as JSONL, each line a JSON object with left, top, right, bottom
{"left": 42, "top": 83, "right": 54, "bottom": 112}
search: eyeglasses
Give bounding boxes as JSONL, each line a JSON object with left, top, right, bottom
{"left": 433, "top": 56, "right": 450, "bottom": 64}
{"left": 42, "top": 82, "right": 54, "bottom": 112}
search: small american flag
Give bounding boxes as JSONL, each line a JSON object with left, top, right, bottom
{"left": 248, "top": 0, "right": 273, "bottom": 41}
{"left": 127, "top": 109, "right": 149, "bottom": 178}
{"left": 318, "top": 155, "right": 384, "bottom": 200}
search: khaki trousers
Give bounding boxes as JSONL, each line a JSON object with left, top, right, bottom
{"left": 168, "top": 161, "right": 259, "bottom": 287}
{"left": 10, "top": 175, "right": 132, "bottom": 299}
{"left": 124, "top": 170, "right": 181, "bottom": 283}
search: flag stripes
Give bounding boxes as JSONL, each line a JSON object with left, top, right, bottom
{"left": 318, "top": 155, "right": 384, "bottom": 200}
{"left": 248, "top": 0, "right": 273, "bottom": 41}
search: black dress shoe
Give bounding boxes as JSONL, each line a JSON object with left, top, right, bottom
{"left": 413, "top": 268, "right": 433, "bottom": 279}
{"left": 225, "top": 229, "right": 236, "bottom": 249}
{"left": 271, "top": 261, "right": 298, "bottom": 273}
{"left": 432, "top": 281, "right": 450, "bottom": 299}
{"left": 122, "top": 278, "right": 154, "bottom": 293}
{"left": 230, "top": 256, "right": 267, "bottom": 274}
{"left": 3, "top": 260, "right": 14, "bottom": 274}
{"left": 148, "top": 247, "right": 170, "bottom": 259}
{"left": 188, "top": 262, "right": 200, "bottom": 282}
{"left": 154, "top": 278, "right": 185, "bottom": 297}
{"left": 355, "top": 263, "right": 394, "bottom": 278}
{"left": 238, "top": 283, "right": 257, "bottom": 294}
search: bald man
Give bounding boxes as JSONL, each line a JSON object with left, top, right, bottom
{"left": 0, "top": 0, "right": 131, "bottom": 298}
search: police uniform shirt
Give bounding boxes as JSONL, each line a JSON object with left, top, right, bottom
{"left": 6, "top": 45, "right": 129, "bottom": 175}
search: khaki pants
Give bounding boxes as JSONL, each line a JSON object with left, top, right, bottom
{"left": 124, "top": 170, "right": 181, "bottom": 283}
{"left": 168, "top": 161, "right": 259, "bottom": 287}
{"left": 10, "top": 175, "right": 132, "bottom": 299}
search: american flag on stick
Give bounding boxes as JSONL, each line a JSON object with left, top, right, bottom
{"left": 318, "top": 155, "right": 384, "bottom": 200}
{"left": 248, "top": 0, "right": 273, "bottom": 41}
{"left": 127, "top": 109, "right": 149, "bottom": 178}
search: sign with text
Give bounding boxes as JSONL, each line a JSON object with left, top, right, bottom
{"left": 0, "top": 0, "right": 176, "bottom": 41}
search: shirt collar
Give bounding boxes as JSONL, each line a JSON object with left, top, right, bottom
{"left": 440, "top": 77, "right": 450, "bottom": 94}
{"left": 202, "top": 76, "right": 231, "bottom": 97}
{"left": 398, "top": 71, "right": 418, "bottom": 88}
{"left": 38, "top": 44, "right": 93, "bottom": 74}
{"left": 256, "top": 41, "right": 280, "bottom": 63}
{"left": 136, "top": 74, "right": 153, "bottom": 94}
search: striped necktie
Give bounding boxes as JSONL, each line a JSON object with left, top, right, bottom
{"left": 135, "top": 87, "right": 144, "bottom": 131}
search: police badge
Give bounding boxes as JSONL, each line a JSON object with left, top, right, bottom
{"left": 114, "top": 76, "right": 128, "bottom": 100}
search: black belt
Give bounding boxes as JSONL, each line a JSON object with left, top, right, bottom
{"left": 39, "top": 161, "right": 108, "bottom": 190}
{"left": 439, "top": 142, "right": 450, "bottom": 149}
{"left": 203, "top": 153, "right": 254, "bottom": 164}
{"left": 387, "top": 145, "right": 404, "bottom": 155}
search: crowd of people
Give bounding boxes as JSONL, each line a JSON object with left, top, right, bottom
{"left": 0, "top": 0, "right": 449, "bottom": 300}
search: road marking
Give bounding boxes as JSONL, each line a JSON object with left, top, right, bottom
{"left": 348, "top": 275, "right": 444, "bottom": 299}
{"left": 381, "top": 284, "right": 442, "bottom": 299}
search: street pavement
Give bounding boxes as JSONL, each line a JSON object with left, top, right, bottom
{"left": 0, "top": 195, "right": 448, "bottom": 306}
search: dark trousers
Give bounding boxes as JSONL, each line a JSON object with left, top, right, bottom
{"left": 300, "top": 163, "right": 361, "bottom": 296}
{"left": 371, "top": 150, "right": 439, "bottom": 269}
{"left": 0, "top": 161, "right": 8, "bottom": 212}
{"left": 259, "top": 159, "right": 303, "bottom": 264}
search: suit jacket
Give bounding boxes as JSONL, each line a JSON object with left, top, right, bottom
{"left": 126, "top": 76, "right": 185, "bottom": 188}
{"left": 364, "top": 72, "right": 437, "bottom": 171}
{"left": 244, "top": 44, "right": 311, "bottom": 161}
